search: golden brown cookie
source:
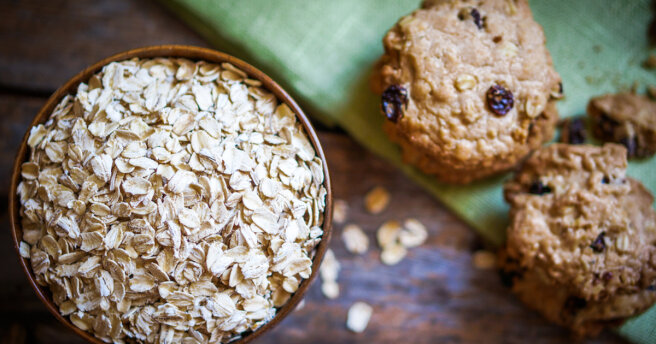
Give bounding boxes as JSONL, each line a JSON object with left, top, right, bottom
{"left": 500, "top": 143, "right": 656, "bottom": 336}
{"left": 588, "top": 92, "right": 656, "bottom": 158}
{"left": 373, "top": 0, "right": 562, "bottom": 184}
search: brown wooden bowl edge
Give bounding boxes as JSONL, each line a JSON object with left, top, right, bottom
{"left": 8, "top": 44, "right": 333, "bottom": 344}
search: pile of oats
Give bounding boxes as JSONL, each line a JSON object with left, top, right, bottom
{"left": 16, "top": 58, "right": 327, "bottom": 343}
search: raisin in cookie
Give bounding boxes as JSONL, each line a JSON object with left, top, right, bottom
{"left": 372, "top": 0, "right": 562, "bottom": 184}
{"left": 558, "top": 117, "right": 586, "bottom": 145}
{"left": 500, "top": 143, "right": 656, "bottom": 336}
{"left": 588, "top": 92, "right": 656, "bottom": 158}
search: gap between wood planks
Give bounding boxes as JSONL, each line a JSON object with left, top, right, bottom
{"left": 0, "top": 84, "right": 53, "bottom": 99}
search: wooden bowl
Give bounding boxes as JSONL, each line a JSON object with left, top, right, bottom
{"left": 8, "top": 45, "right": 333, "bottom": 344}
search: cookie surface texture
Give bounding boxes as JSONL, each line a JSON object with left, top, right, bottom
{"left": 501, "top": 143, "right": 656, "bottom": 336}
{"left": 374, "top": 0, "right": 561, "bottom": 184}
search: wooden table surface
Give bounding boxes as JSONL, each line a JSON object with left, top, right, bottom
{"left": 0, "top": 1, "right": 628, "bottom": 343}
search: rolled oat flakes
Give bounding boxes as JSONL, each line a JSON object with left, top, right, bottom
{"left": 16, "top": 57, "right": 327, "bottom": 343}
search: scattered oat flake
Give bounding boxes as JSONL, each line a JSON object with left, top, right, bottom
{"left": 341, "top": 224, "right": 369, "bottom": 255}
{"left": 333, "top": 199, "right": 349, "bottom": 224}
{"left": 399, "top": 218, "right": 428, "bottom": 248}
{"left": 364, "top": 186, "right": 390, "bottom": 214}
{"left": 320, "top": 249, "right": 340, "bottom": 282}
{"left": 376, "top": 220, "right": 401, "bottom": 249}
{"left": 321, "top": 280, "right": 340, "bottom": 299}
{"left": 320, "top": 249, "right": 340, "bottom": 300}
{"left": 472, "top": 250, "right": 497, "bottom": 270}
{"left": 380, "top": 243, "right": 407, "bottom": 266}
{"left": 19, "top": 241, "right": 30, "bottom": 258}
{"left": 346, "top": 302, "right": 373, "bottom": 333}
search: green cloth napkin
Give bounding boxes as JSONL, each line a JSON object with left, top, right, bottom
{"left": 160, "top": 0, "right": 656, "bottom": 341}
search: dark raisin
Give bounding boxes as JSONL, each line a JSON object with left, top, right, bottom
{"left": 560, "top": 117, "right": 586, "bottom": 144}
{"left": 649, "top": 18, "right": 656, "bottom": 46}
{"left": 528, "top": 181, "right": 551, "bottom": 195}
{"left": 381, "top": 85, "right": 408, "bottom": 123}
{"left": 568, "top": 118, "right": 586, "bottom": 144}
{"left": 563, "top": 296, "right": 587, "bottom": 314}
{"left": 590, "top": 232, "right": 606, "bottom": 253}
{"left": 601, "top": 176, "right": 610, "bottom": 184}
{"left": 499, "top": 269, "right": 521, "bottom": 288}
{"left": 596, "top": 113, "right": 620, "bottom": 138}
{"left": 492, "top": 35, "right": 502, "bottom": 43}
{"left": 486, "top": 85, "right": 514, "bottom": 116}
{"left": 619, "top": 136, "right": 638, "bottom": 158}
{"left": 550, "top": 82, "right": 564, "bottom": 100}
{"left": 470, "top": 8, "right": 483, "bottom": 29}
{"left": 602, "top": 272, "right": 613, "bottom": 281}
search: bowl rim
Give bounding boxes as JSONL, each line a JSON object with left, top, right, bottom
{"left": 8, "top": 45, "right": 333, "bottom": 344}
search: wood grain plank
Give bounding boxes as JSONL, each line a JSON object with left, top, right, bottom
{"left": 0, "top": 94, "right": 626, "bottom": 343}
{"left": 0, "top": 0, "right": 208, "bottom": 92}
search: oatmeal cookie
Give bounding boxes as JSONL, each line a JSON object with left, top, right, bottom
{"left": 500, "top": 143, "right": 656, "bottom": 336}
{"left": 588, "top": 92, "right": 656, "bottom": 158}
{"left": 373, "top": 0, "right": 562, "bottom": 184}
